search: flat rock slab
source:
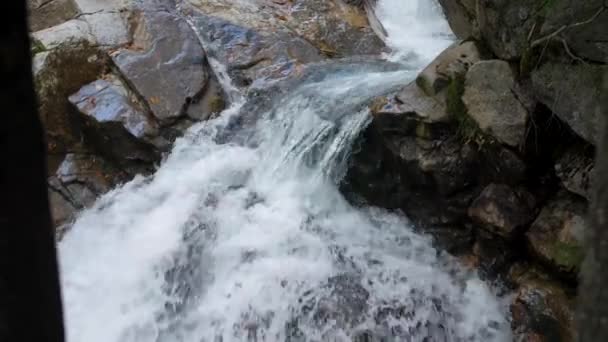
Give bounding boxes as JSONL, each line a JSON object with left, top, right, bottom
{"left": 33, "top": 19, "right": 97, "bottom": 50}
{"left": 69, "top": 76, "right": 158, "bottom": 139}
{"left": 28, "top": 0, "right": 80, "bottom": 31}
{"left": 463, "top": 60, "right": 529, "bottom": 148}
{"left": 532, "top": 62, "right": 605, "bottom": 145}
{"left": 112, "top": 9, "right": 209, "bottom": 122}
{"left": 468, "top": 183, "right": 536, "bottom": 239}
{"left": 188, "top": 13, "right": 322, "bottom": 87}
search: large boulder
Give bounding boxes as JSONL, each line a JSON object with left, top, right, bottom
{"left": 416, "top": 40, "right": 484, "bottom": 97}
{"left": 555, "top": 145, "right": 595, "bottom": 201}
{"left": 73, "top": 0, "right": 131, "bottom": 47}
{"left": 33, "top": 19, "right": 97, "bottom": 50}
{"left": 48, "top": 153, "right": 138, "bottom": 232}
{"left": 34, "top": 41, "right": 108, "bottom": 172}
{"left": 111, "top": 8, "right": 211, "bottom": 123}
{"left": 526, "top": 192, "right": 587, "bottom": 277}
{"left": 27, "top": 0, "right": 80, "bottom": 31}
{"left": 439, "top": 0, "right": 608, "bottom": 63}
{"left": 462, "top": 60, "right": 529, "bottom": 148}
{"left": 468, "top": 184, "right": 536, "bottom": 239}
{"left": 68, "top": 75, "right": 172, "bottom": 158}
{"left": 531, "top": 62, "right": 605, "bottom": 145}
{"left": 183, "top": 0, "right": 383, "bottom": 87}
{"left": 508, "top": 264, "right": 576, "bottom": 342}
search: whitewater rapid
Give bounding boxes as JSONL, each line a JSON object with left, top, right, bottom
{"left": 59, "top": 1, "right": 512, "bottom": 341}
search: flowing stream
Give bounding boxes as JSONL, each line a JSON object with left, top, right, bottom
{"left": 59, "top": 1, "right": 512, "bottom": 341}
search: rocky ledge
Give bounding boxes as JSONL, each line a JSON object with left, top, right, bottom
{"left": 30, "top": 0, "right": 605, "bottom": 340}
{"left": 29, "top": 0, "right": 382, "bottom": 230}
{"left": 342, "top": 1, "right": 606, "bottom": 340}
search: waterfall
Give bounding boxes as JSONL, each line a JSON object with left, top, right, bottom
{"left": 59, "top": 1, "right": 512, "bottom": 341}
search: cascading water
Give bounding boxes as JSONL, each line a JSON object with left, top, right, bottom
{"left": 59, "top": 1, "right": 512, "bottom": 341}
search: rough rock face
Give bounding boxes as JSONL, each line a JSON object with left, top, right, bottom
{"left": 526, "top": 192, "right": 587, "bottom": 277}
{"left": 439, "top": 0, "right": 608, "bottom": 63}
{"left": 509, "top": 264, "right": 576, "bottom": 342}
{"left": 69, "top": 76, "right": 158, "bottom": 141}
{"left": 48, "top": 153, "right": 138, "bottom": 230}
{"left": 463, "top": 60, "right": 529, "bottom": 148}
{"left": 34, "top": 42, "right": 108, "bottom": 171}
{"left": 31, "top": 0, "right": 384, "bottom": 233}
{"left": 555, "top": 145, "right": 595, "bottom": 201}
{"left": 28, "top": 0, "right": 80, "bottom": 32}
{"left": 468, "top": 184, "right": 536, "bottom": 239}
{"left": 112, "top": 9, "right": 210, "bottom": 122}
{"left": 531, "top": 62, "right": 605, "bottom": 145}
{"left": 184, "top": 0, "right": 385, "bottom": 88}
{"left": 416, "top": 40, "right": 484, "bottom": 97}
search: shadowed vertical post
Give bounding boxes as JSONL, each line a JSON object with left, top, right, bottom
{"left": 0, "top": 1, "right": 65, "bottom": 341}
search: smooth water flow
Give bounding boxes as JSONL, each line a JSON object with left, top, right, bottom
{"left": 59, "top": 1, "right": 511, "bottom": 341}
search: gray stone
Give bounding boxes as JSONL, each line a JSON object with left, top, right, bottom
{"left": 416, "top": 40, "right": 484, "bottom": 96}
{"left": 73, "top": 0, "right": 131, "bottom": 47}
{"left": 463, "top": 60, "right": 529, "bottom": 147}
{"left": 69, "top": 76, "right": 158, "bottom": 140}
{"left": 188, "top": 13, "right": 322, "bottom": 88}
{"left": 185, "top": 0, "right": 384, "bottom": 58}
{"left": 437, "top": 0, "right": 477, "bottom": 40}
{"left": 555, "top": 146, "right": 595, "bottom": 200}
{"left": 531, "top": 62, "right": 605, "bottom": 145}
{"left": 73, "top": 0, "right": 128, "bottom": 12}
{"left": 112, "top": 9, "right": 209, "bottom": 122}
{"left": 526, "top": 191, "right": 587, "bottom": 276}
{"left": 438, "top": 0, "right": 608, "bottom": 63}
{"left": 28, "top": 0, "right": 80, "bottom": 31}
{"left": 468, "top": 184, "right": 536, "bottom": 239}
{"left": 82, "top": 12, "right": 130, "bottom": 47}
{"left": 508, "top": 264, "right": 575, "bottom": 342}
{"left": 33, "top": 19, "right": 96, "bottom": 50}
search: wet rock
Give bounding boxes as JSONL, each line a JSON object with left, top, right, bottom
{"left": 437, "top": 0, "right": 477, "bottom": 39}
{"left": 439, "top": 0, "right": 608, "bottom": 63}
{"left": 48, "top": 188, "right": 77, "bottom": 230}
{"left": 416, "top": 40, "right": 484, "bottom": 97}
{"left": 468, "top": 184, "right": 536, "bottom": 239}
{"left": 33, "top": 19, "right": 96, "bottom": 50}
{"left": 473, "top": 231, "right": 519, "bottom": 280}
{"left": 531, "top": 62, "right": 605, "bottom": 145}
{"left": 34, "top": 41, "right": 108, "bottom": 172}
{"left": 28, "top": 0, "right": 80, "bottom": 31}
{"left": 48, "top": 153, "right": 136, "bottom": 229}
{"left": 69, "top": 75, "right": 158, "bottom": 141}
{"left": 111, "top": 9, "right": 210, "bottom": 122}
{"left": 73, "top": 0, "right": 131, "bottom": 47}
{"left": 463, "top": 60, "right": 529, "bottom": 148}
{"left": 508, "top": 264, "right": 576, "bottom": 342}
{"left": 186, "top": 0, "right": 383, "bottom": 57}
{"left": 373, "top": 82, "right": 449, "bottom": 124}
{"left": 526, "top": 192, "right": 587, "bottom": 276}
{"left": 188, "top": 13, "right": 323, "bottom": 87}
{"left": 555, "top": 145, "right": 595, "bottom": 200}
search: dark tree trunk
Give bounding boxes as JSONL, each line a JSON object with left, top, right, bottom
{"left": 578, "top": 70, "right": 608, "bottom": 340}
{"left": 0, "top": 1, "right": 65, "bottom": 341}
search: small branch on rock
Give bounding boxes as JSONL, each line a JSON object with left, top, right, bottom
{"left": 558, "top": 37, "right": 586, "bottom": 63}
{"left": 530, "top": 5, "right": 606, "bottom": 48}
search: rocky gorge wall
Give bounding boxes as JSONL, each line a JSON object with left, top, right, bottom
{"left": 28, "top": 0, "right": 606, "bottom": 340}
{"left": 341, "top": 1, "right": 607, "bottom": 341}
{"left": 28, "top": 0, "right": 382, "bottom": 234}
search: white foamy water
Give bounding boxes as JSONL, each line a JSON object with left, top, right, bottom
{"left": 376, "top": 0, "right": 454, "bottom": 62}
{"left": 59, "top": 1, "right": 511, "bottom": 341}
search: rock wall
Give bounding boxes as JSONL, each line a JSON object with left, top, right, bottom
{"left": 28, "top": 0, "right": 385, "bottom": 231}
{"left": 342, "top": 2, "right": 607, "bottom": 340}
